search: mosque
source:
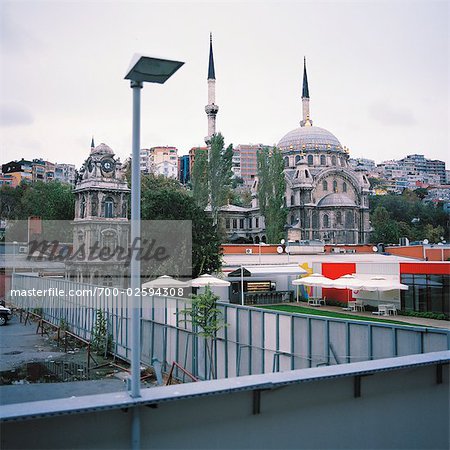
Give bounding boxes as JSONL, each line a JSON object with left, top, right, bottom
{"left": 205, "top": 38, "right": 371, "bottom": 245}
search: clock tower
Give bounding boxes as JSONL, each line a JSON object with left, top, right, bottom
{"left": 66, "top": 141, "right": 130, "bottom": 287}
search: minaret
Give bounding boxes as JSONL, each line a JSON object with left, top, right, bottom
{"left": 205, "top": 33, "right": 219, "bottom": 145}
{"left": 300, "top": 57, "right": 312, "bottom": 127}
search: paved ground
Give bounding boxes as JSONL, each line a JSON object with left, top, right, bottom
{"left": 0, "top": 315, "right": 128, "bottom": 405}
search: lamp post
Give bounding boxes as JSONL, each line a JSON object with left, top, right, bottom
{"left": 124, "top": 55, "right": 183, "bottom": 450}
{"left": 125, "top": 54, "right": 184, "bottom": 399}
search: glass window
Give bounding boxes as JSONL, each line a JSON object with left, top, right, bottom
{"left": 284, "top": 157, "right": 289, "bottom": 168}
{"left": 295, "top": 155, "right": 301, "bottom": 164}
{"left": 232, "top": 219, "right": 237, "bottom": 229}
{"left": 331, "top": 155, "right": 337, "bottom": 165}
{"left": 336, "top": 211, "right": 342, "bottom": 225}
{"left": 290, "top": 195, "right": 295, "bottom": 206}
{"left": 343, "top": 182, "right": 347, "bottom": 193}
{"left": 307, "top": 155, "right": 313, "bottom": 165}
{"left": 320, "top": 155, "right": 326, "bottom": 165}
{"left": 323, "top": 180, "right": 328, "bottom": 191}
{"left": 333, "top": 180, "right": 338, "bottom": 192}
{"left": 104, "top": 197, "right": 114, "bottom": 218}
{"left": 256, "top": 217, "right": 259, "bottom": 228}
{"left": 225, "top": 219, "right": 230, "bottom": 229}
{"left": 239, "top": 218, "right": 244, "bottom": 229}
{"left": 323, "top": 214, "right": 329, "bottom": 228}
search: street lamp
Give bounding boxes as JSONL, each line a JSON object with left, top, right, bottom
{"left": 124, "top": 54, "right": 184, "bottom": 400}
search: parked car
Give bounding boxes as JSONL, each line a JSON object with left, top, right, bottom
{"left": 0, "top": 305, "right": 12, "bottom": 326}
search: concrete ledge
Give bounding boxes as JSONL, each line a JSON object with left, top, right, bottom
{"left": 1, "top": 350, "right": 449, "bottom": 422}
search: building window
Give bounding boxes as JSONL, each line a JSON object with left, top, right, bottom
{"left": 284, "top": 157, "right": 289, "bottom": 168}
{"left": 255, "top": 217, "right": 259, "bottom": 228}
{"left": 307, "top": 155, "right": 314, "bottom": 166}
{"left": 345, "top": 211, "right": 354, "bottom": 227}
{"left": 336, "top": 211, "right": 342, "bottom": 225}
{"left": 323, "top": 180, "right": 328, "bottom": 191}
{"left": 295, "top": 155, "right": 301, "bottom": 164}
{"left": 343, "top": 182, "right": 347, "bottom": 193}
{"left": 290, "top": 195, "right": 295, "bottom": 206}
{"left": 80, "top": 196, "right": 86, "bottom": 218}
{"left": 320, "top": 155, "right": 326, "bottom": 165}
{"left": 104, "top": 197, "right": 114, "bottom": 218}
{"left": 331, "top": 156, "right": 337, "bottom": 165}
{"left": 305, "top": 170, "right": 309, "bottom": 178}
{"left": 225, "top": 219, "right": 230, "bottom": 229}
{"left": 232, "top": 219, "right": 237, "bottom": 229}
{"left": 290, "top": 215, "right": 296, "bottom": 225}
{"left": 239, "top": 218, "right": 244, "bottom": 229}
{"left": 323, "top": 214, "right": 329, "bottom": 228}
{"left": 333, "top": 180, "right": 338, "bottom": 193}
{"left": 401, "top": 274, "right": 449, "bottom": 315}
{"left": 312, "top": 212, "right": 319, "bottom": 229}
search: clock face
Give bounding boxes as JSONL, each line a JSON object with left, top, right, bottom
{"left": 101, "top": 158, "right": 115, "bottom": 173}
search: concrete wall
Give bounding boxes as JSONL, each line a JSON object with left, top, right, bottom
{"left": 1, "top": 353, "right": 449, "bottom": 450}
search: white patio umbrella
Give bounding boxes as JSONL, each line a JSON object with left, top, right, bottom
{"left": 141, "top": 275, "right": 190, "bottom": 289}
{"left": 292, "top": 273, "right": 334, "bottom": 302}
{"left": 329, "top": 274, "right": 366, "bottom": 303}
{"left": 190, "top": 274, "right": 231, "bottom": 287}
{"left": 360, "top": 276, "right": 409, "bottom": 292}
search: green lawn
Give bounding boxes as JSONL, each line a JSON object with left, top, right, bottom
{"left": 256, "top": 304, "right": 418, "bottom": 326}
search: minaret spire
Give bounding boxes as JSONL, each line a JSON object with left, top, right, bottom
{"left": 300, "top": 57, "right": 312, "bottom": 127}
{"left": 208, "top": 32, "right": 216, "bottom": 80}
{"left": 205, "top": 33, "right": 219, "bottom": 145}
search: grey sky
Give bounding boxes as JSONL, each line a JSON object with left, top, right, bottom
{"left": 0, "top": 0, "right": 448, "bottom": 169}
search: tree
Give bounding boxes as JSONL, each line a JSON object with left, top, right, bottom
{"left": 208, "top": 133, "right": 233, "bottom": 225}
{"left": 257, "top": 147, "right": 287, "bottom": 243}
{"left": 191, "top": 148, "right": 209, "bottom": 210}
{"left": 178, "top": 286, "right": 227, "bottom": 379}
{"left": 140, "top": 174, "right": 222, "bottom": 277}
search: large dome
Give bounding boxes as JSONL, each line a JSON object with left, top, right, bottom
{"left": 278, "top": 126, "right": 342, "bottom": 152}
{"left": 91, "top": 143, "right": 114, "bottom": 155}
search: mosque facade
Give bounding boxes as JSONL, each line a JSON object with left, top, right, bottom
{"left": 205, "top": 39, "right": 371, "bottom": 244}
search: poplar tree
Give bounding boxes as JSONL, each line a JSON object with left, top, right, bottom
{"left": 257, "top": 147, "right": 287, "bottom": 243}
{"left": 191, "top": 148, "right": 209, "bottom": 210}
{"left": 209, "top": 133, "right": 233, "bottom": 225}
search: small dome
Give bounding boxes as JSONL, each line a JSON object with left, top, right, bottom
{"left": 92, "top": 143, "right": 114, "bottom": 155}
{"left": 278, "top": 126, "right": 342, "bottom": 152}
{"left": 318, "top": 193, "right": 355, "bottom": 207}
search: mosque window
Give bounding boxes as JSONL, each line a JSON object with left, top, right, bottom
{"left": 305, "top": 170, "right": 310, "bottom": 178}
{"left": 323, "top": 180, "right": 328, "bottom": 191}
{"left": 323, "top": 214, "right": 329, "bottom": 228}
{"left": 295, "top": 170, "right": 299, "bottom": 179}
{"left": 331, "top": 156, "right": 337, "bottom": 165}
{"left": 290, "top": 215, "right": 296, "bottom": 225}
{"left": 346, "top": 212, "right": 354, "bottom": 227}
{"left": 232, "top": 219, "right": 237, "bottom": 229}
{"left": 307, "top": 155, "right": 313, "bottom": 165}
{"left": 333, "top": 180, "right": 338, "bottom": 192}
{"left": 104, "top": 197, "right": 114, "bottom": 218}
{"left": 343, "top": 182, "right": 347, "bottom": 193}
{"left": 312, "top": 212, "right": 319, "bottom": 228}
{"left": 295, "top": 155, "right": 301, "bottom": 164}
{"left": 340, "top": 158, "right": 346, "bottom": 166}
{"left": 320, "top": 155, "right": 326, "bottom": 165}
{"left": 256, "top": 217, "right": 259, "bottom": 228}
{"left": 225, "top": 219, "right": 230, "bottom": 229}
{"left": 336, "top": 211, "right": 342, "bottom": 225}
{"left": 291, "top": 195, "right": 295, "bottom": 206}
{"left": 284, "top": 157, "right": 289, "bottom": 168}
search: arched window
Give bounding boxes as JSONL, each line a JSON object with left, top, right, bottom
{"left": 323, "top": 214, "right": 329, "bottom": 228}
{"left": 290, "top": 195, "right": 295, "bottom": 206}
{"left": 307, "top": 155, "right": 314, "bottom": 166}
{"left": 343, "top": 182, "right": 347, "bottom": 193}
{"left": 80, "top": 196, "right": 86, "bottom": 218}
{"left": 336, "top": 211, "right": 342, "bottom": 225}
{"left": 290, "top": 215, "right": 296, "bottom": 225}
{"left": 346, "top": 211, "right": 354, "bottom": 227}
{"left": 295, "top": 155, "right": 301, "bottom": 164}
{"left": 323, "top": 180, "right": 328, "bottom": 191}
{"left": 331, "top": 155, "right": 337, "bottom": 165}
{"left": 333, "top": 180, "right": 338, "bottom": 193}
{"left": 104, "top": 197, "right": 114, "bottom": 218}
{"left": 312, "top": 212, "right": 319, "bottom": 229}
{"left": 305, "top": 170, "right": 310, "bottom": 178}
{"left": 284, "top": 157, "right": 289, "bottom": 168}
{"left": 340, "top": 158, "right": 346, "bottom": 166}
{"left": 320, "top": 155, "right": 326, "bottom": 165}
